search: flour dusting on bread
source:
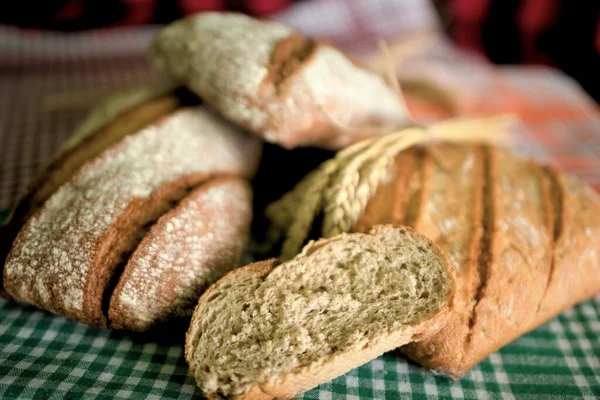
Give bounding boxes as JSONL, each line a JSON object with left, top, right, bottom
{"left": 4, "top": 107, "right": 261, "bottom": 326}
{"left": 150, "top": 12, "right": 408, "bottom": 149}
{"left": 109, "top": 178, "right": 252, "bottom": 331}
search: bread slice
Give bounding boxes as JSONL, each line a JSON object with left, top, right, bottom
{"left": 186, "top": 225, "right": 456, "bottom": 399}
{"left": 4, "top": 107, "right": 262, "bottom": 327}
{"left": 149, "top": 12, "right": 408, "bottom": 150}
{"left": 108, "top": 177, "right": 252, "bottom": 331}
{"left": 0, "top": 83, "right": 184, "bottom": 297}
{"left": 355, "top": 143, "right": 600, "bottom": 377}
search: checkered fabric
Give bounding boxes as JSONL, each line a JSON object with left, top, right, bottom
{"left": 1, "top": 1, "right": 599, "bottom": 399}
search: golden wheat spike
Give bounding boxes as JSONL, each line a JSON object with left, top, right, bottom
{"left": 268, "top": 115, "right": 516, "bottom": 259}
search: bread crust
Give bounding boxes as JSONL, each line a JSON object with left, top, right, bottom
{"left": 354, "top": 151, "right": 417, "bottom": 232}
{"left": 4, "top": 107, "right": 262, "bottom": 327}
{"left": 356, "top": 143, "right": 600, "bottom": 377}
{"left": 149, "top": 12, "right": 408, "bottom": 150}
{"left": 187, "top": 226, "right": 456, "bottom": 399}
{"left": 0, "top": 85, "right": 182, "bottom": 298}
{"left": 108, "top": 177, "right": 253, "bottom": 331}
{"left": 535, "top": 169, "right": 600, "bottom": 323}
{"left": 398, "top": 144, "right": 485, "bottom": 375}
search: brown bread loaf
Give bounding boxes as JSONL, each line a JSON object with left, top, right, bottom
{"left": 4, "top": 107, "right": 261, "bottom": 328}
{"left": 0, "top": 83, "right": 188, "bottom": 298}
{"left": 355, "top": 143, "right": 600, "bottom": 377}
{"left": 149, "top": 12, "right": 409, "bottom": 150}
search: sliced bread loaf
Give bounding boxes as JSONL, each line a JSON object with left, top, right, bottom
{"left": 4, "top": 107, "right": 261, "bottom": 327}
{"left": 149, "top": 12, "right": 408, "bottom": 150}
{"left": 0, "top": 83, "right": 185, "bottom": 297}
{"left": 186, "top": 225, "right": 455, "bottom": 399}
{"left": 108, "top": 177, "right": 252, "bottom": 331}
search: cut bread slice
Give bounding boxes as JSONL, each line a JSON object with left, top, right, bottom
{"left": 150, "top": 12, "right": 408, "bottom": 150}
{"left": 4, "top": 107, "right": 262, "bottom": 327}
{"left": 186, "top": 225, "right": 455, "bottom": 399}
{"left": 108, "top": 177, "right": 252, "bottom": 331}
{"left": 0, "top": 83, "right": 186, "bottom": 297}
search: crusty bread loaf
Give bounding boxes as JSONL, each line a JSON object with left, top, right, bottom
{"left": 355, "top": 143, "right": 600, "bottom": 377}
{"left": 186, "top": 225, "right": 456, "bottom": 399}
{"left": 149, "top": 12, "right": 408, "bottom": 150}
{"left": 4, "top": 107, "right": 262, "bottom": 327}
{"left": 0, "top": 83, "right": 186, "bottom": 298}
{"left": 108, "top": 177, "right": 252, "bottom": 331}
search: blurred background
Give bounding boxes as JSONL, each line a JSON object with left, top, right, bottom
{"left": 1, "top": 0, "right": 599, "bottom": 213}
{"left": 1, "top": 0, "right": 598, "bottom": 101}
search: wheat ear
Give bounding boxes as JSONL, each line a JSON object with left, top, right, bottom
{"left": 324, "top": 128, "right": 427, "bottom": 236}
{"left": 275, "top": 115, "right": 514, "bottom": 258}
{"left": 264, "top": 138, "right": 378, "bottom": 255}
{"left": 322, "top": 131, "right": 417, "bottom": 236}
{"left": 324, "top": 116, "right": 513, "bottom": 237}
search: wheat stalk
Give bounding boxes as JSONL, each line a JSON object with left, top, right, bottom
{"left": 324, "top": 116, "right": 513, "bottom": 237}
{"left": 263, "top": 160, "right": 336, "bottom": 253}
{"left": 324, "top": 128, "right": 427, "bottom": 237}
{"left": 271, "top": 115, "right": 514, "bottom": 259}
{"left": 322, "top": 131, "right": 418, "bottom": 236}
{"left": 264, "top": 137, "right": 379, "bottom": 255}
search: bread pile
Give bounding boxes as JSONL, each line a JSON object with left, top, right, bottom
{"left": 2, "top": 11, "right": 599, "bottom": 399}
{"left": 268, "top": 139, "right": 600, "bottom": 380}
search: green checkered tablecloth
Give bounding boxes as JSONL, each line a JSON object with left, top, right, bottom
{"left": 1, "top": 208, "right": 599, "bottom": 400}
{"left": 1, "top": 291, "right": 599, "bottom": 399}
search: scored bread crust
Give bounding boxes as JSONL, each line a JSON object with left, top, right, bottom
{"left": 0, "top": 83, "right": 183, "bottom": 298}
{"left": 4, "top": 107, "right": 262, "bottom": 327}
{"left": 186, "top": 226, "right": 456, "bottom": 399}
{"left": 535, "top": 170, "right": 600, "bottom": 322}
{"left": 149, "top": 12, "right": 408, "bottom": 150}
{"left": 108, "top": 177, "right": 253, "bottom": 331}
{"left": 355, "top": 143, "right": 600, "bottom": 377}
{"left": 358, "top": 145, "right": 485, "bottom": 374}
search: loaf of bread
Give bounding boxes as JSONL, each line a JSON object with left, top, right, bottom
{"left": 4, "top": 107, "right": 262, "bottom": 328}
{"left": 354, "top": 143, "right": 600, "bottom": 377}
{"left": 186, "top": 225, "right": 456, "bottom": 399}
{"left": 0, "top": 83, "right": 189, "bottom": 298}
{"left": 149, "top": 12, "right": 408, "bottom": 150}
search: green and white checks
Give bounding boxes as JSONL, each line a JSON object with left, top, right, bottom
{"left": 1, "top": 285, "right": 599, "bottom": 399}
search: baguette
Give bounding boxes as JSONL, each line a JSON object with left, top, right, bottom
{"left": 0, "top": 83, "right": 188, "bottom": 297}
{"left": 4, "top": 107, "right": 261, "bottom": 327}
{"left": 186, "top": 225, "right": 456, "bottom": 399}
{"left": 108, "top": 177, "right": 252, "bottom": 331}
{"left": 355, "top": 143, "right": 600, "bottom": 377}
{"left": 149, "top": 12, "right": 408, "bottom": 150}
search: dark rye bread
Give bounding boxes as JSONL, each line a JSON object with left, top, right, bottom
{"left": 149, "top": 12, "right": 408, "bottom": 150}
{"left": 4, "top": 107, "right": 262, "bottom": 328}
{"left": 186, "top": 226, "right": 456, "bottom": 399}
{"left": 355, "top": 143, "right": 600, "bottom": 377}
{"left": 108, "top": 177, "right": 253, "bottom": 331}
{"left": 0, "top": 83, "right": 188, "bottom": 298}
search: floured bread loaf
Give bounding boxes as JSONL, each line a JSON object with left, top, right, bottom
{"left": 109, "top": 177, "right": 252, "bottom": 331}
{"left": 186, "top": 226, "right": 456, "bottom": 399}
{"left": 354, "top": 143, "right": 600, "bottom": 377}
{"left": 0, "top": 83, "right": 188, "bottom": 297}
{"left": 149, "top": 12, "right": 408, "bottom": 149}
{"left": 4, "top": 107, "right": 261, "bottom": 328}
